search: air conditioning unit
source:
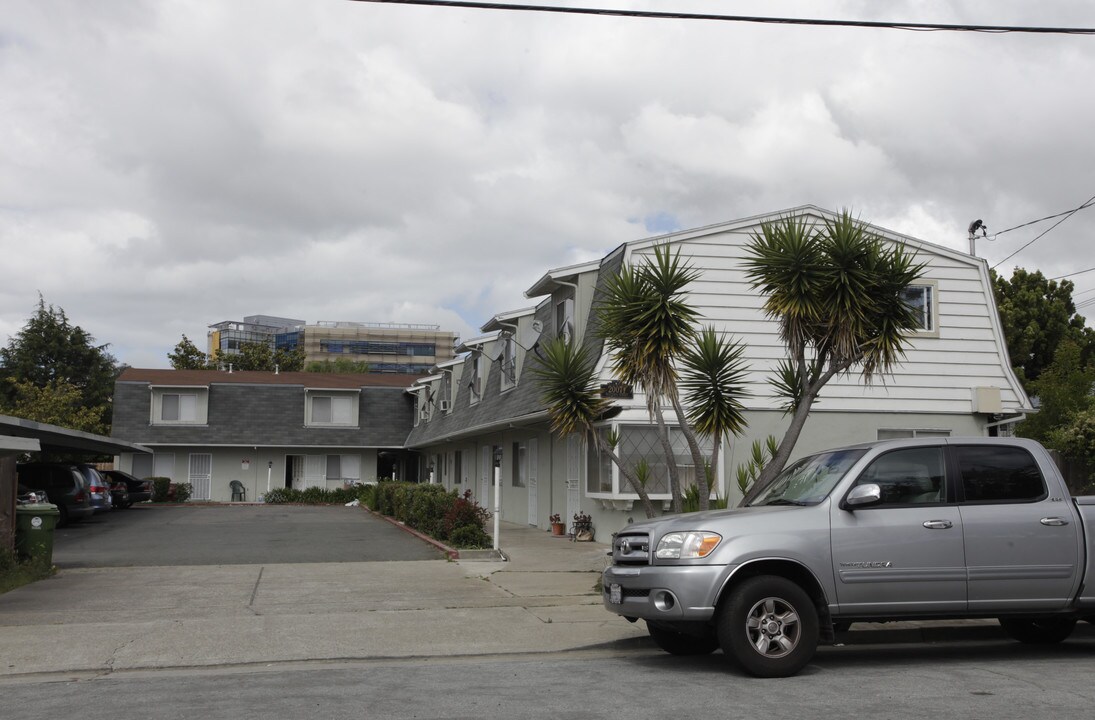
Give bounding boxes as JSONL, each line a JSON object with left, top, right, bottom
{"left": 440, "top": 400, "right": 451, "bottom": 412}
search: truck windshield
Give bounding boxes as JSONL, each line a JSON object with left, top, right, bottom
{"left": 746, "top": 449, "right": 867, "bottom": 507}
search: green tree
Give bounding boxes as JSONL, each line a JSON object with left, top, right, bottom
{"left": 532, "top": 337, "right": 657, "bottom": 518}
{"left": 227, "top": 342, "right": 306, "bottom": 372}
{"left": 168, "top": 334, "right": 212, "bottom": 369}
{"left": 992, "top": 268, "right": 1095, "bottom": 387}
{"left": 305, "top": 358, "right": 371, "bottom": 373}
{"left": 1017, "top": 339, "right": 1095, "bottom": 444}
{"left": 3, "top": 378, "right": 105, "bottom": 434}
{"left": 0, "top": 297, "right": 116, "bottom": 431}
{"left": 741, "top": 211, "right": 925, "bottom": 497}
{"left": 679, "top": 327, "right": 751, "bottom": 490}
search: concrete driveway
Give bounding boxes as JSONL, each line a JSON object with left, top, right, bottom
{"left": 52, "top": 504, "right": 445, "bottom": 567}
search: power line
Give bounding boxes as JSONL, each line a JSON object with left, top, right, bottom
{"left": 1051, "top": 266, "right": 1095, "bottom": 281}
{"left": 990, "top": 198, "right": 1095, "bottom": 239}
{"left": 991, "top": 193, "right": 1095, "bottom": 270}
{"left": 348, "top": 0, "right": 1095, "bottom": 34}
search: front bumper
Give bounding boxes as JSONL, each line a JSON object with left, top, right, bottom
{"left": 602, "top": 563, "right": 734, "bottom": 622}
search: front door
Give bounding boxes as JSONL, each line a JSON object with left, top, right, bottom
{"left": 527, "top": 439, "right": 538, "bottom": 526}
{"left": 830, "top": 446, "right": 966, "bottom": 615}
{"left": 188, "top": 453, "right": 212, "bottom": 501}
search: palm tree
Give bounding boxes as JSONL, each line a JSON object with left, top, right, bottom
{"left": 531, "top": 336, "right": 657, "bottom": 518}
{"left": 597, "top": 244, "right": 709, "bottom": 512}
{"left": 741, "top": 210, "right": 925, "bottom": 500}
{"left": 679, "top": 327, "right": 751, "bottom": 487}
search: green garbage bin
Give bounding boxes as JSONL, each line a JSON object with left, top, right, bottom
{"left": 15, "top": 503, "right": 60, "bottom": 566}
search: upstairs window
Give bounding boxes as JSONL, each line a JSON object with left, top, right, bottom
{"left": 306, "top": 392, "right": 358, "bottom": 427}
{"left": 152, "top": 388, "right": 207, "bottom": 425}
{"left": 500, "top": 335, "right": 517, "bottom": 390}
{"left": 469, "top": 352, "right": 484, "bottom": 404}
{"left": 901, "top": 282, "right": 937, "bottom": 334}
{"left": 556, "top": 297, "right": 575, "bottom": 343}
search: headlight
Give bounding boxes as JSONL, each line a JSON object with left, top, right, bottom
{"left": 655, "top": 532, "right": 722, "bottom": 559}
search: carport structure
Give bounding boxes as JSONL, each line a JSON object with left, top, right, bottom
{"left": 0, "top": 414, "right": 151, "bottom": 553}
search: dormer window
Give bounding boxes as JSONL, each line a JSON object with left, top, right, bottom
{"left": 305, "top": 390, "right": 358, "bottom": 427}
{"left": 151, "top": 387, "right": 208, "bottom": 425}
{"left": 500, "top": 334, "right": 517, "bottom": 390}
{"left": 440, "top": 372, "right": 453, "bottom": 412}
{"left": 469, "top": 351, "right": 483, "bottom": 404}
{"left": 556, "top": 297, "right": 574, "bottom": 343}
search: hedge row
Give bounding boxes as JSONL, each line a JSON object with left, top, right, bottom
{"left": 371, "top": 482, "right": 492, "bottom": 549}
{"left": 261, "top": 481, "right": 493, "bottom": 549}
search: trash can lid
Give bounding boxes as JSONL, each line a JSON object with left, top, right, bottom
{"left": 16, "top": 503, "right": 60, "bottom": 515}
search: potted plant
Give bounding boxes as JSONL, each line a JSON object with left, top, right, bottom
{"left": 549, "top": 513, "right": 566, "bottom": 536}
{"left": 572, "top": 511, "right": 594, "bottom": 542}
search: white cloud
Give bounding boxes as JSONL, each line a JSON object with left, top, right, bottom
{"left": 3, "top": 0, "right": 1095, "bottom": 369}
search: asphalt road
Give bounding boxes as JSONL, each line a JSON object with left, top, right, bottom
{"left": 50, "top": 504, "right": 445, "bottom": 567}
{"left": 5, "top": 641, "right": 1095, "bottom": 720}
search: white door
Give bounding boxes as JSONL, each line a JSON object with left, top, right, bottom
{"left": 566, "top": 437, "right": 581, "bottom": 523}
{"left": 303, "top": 455, "right": 326, "bottom": 489}
{"left": 527, "top": 439, "right": 539, "bottom": 526}
{"left": 188, "top": 453, "right": 212, "bottom": 500}
{"left": 480, "top": 446, "right": 490, "bottom": 506}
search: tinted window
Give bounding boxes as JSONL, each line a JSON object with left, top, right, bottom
{"left": 855, "top": 447, "right": 946, "bottom": 505}
{"left": 956, "top": 446, "right": 1046, "bottom": 503}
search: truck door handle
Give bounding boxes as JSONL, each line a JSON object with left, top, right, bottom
{"left": 923, "top": 520, "right": 953, "bottom": 529}
{"left": 1040, "top": 517, "right": 1069, "bottom": 526}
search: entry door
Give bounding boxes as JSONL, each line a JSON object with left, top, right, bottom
{"left": 302, "top": 455, "right": 326, "bottom": 489}
{"left": 830, "top": 446, "right": 966, "bottom": 615}
{"left": 480, "top": 446, "right": 491, "bottom": 507}
{"left": 188, "top": 453, "right": 212, "bottom": 500}
{"left": 566, "top": 437, "right": 581, "bottom": 523}
{"left": 527, "top": 439, "right": 538, "bottom": 526}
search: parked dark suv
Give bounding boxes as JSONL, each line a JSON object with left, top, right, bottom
{"left": 16, "top": 462, "right": 96, "bottom": 526}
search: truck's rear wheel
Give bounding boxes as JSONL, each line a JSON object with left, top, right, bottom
{"left": 647, "top": 622, "right": 719, "bottom": 656}
{"left": 717, "top": 575, "right": 818, "bottom": 678}
{"left": 998, "top": 617, "right": 1076, "bottom": 644}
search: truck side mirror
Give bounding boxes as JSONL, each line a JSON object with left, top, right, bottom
{"left": 844, "top": 483, "right": 882, "bottom": 509}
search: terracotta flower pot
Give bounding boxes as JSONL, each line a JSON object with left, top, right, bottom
{"left": 551, "top": 522, "right": 566, "bottom": 536}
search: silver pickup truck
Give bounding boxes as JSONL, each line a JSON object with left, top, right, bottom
{"left": 602, "top": 437, "right": 1095, "bottom": 677}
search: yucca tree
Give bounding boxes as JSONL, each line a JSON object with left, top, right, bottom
{"left": 742, "top": 210, "right": 925, "bottom": 500}
{"left": 598, "top": 244, "right": 709, "bottom": 512}
{"left": 679, "top": 327, "right": 751, "bottom": 485}
{"left": 531, "top": 336, "right": 657, "bottom": 518}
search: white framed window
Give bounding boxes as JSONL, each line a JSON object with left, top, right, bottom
{"left": 469, "top": 352, "right": 484, "bottom": 404}
{"left": 556, "top": 297, "right": 575, "bottom": 343}
{"left": 586, "top": 424, "right": 712, "bottom": 498}
{"left": 151, "top": 388, "right": 207, "bottom": 425}
{"left": 305, "top": 391, "right": 358, "bottom": 427}
{"left": 500, "top": 335, "right": 518, "bottom": 390}
{"left": 440, "top": 372, "right": 453, "bottom": 412}
{"left": 901, "top": 281, "right": 938, "bottom": 335}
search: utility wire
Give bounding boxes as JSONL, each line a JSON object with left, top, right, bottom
{"left": 348, "top": 0, "right": 1095, "bottom": 34}
{"left": 991, "top": 193, "right": 1095, "bottom": 270}
{"left": 990, "top": 198, "right": 1095, "bottom": 239}
{"left": 1052, "top": 266, "right": 1095, "bottom": 281}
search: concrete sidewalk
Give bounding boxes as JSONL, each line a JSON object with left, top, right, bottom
{"left": 0, "top": 521, "right": 644, "bottom": 679}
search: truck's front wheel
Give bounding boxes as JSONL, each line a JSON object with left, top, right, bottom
{"left": 717, "top": 576, "right": 818, "bottom": 678}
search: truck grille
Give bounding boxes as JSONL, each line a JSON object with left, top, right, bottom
{"left": 612, "top": 532, "right": 651, "bottom": 565}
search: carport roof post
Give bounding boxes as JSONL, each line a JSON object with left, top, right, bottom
{"left": 2, "top": 437, "right": 42, "bottom": 554}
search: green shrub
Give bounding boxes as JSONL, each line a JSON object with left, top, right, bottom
{"left": 449, "top": 524, "right": 491, "bottom": 549}
{"left": 172, "top": 482, "right": 193, "bottom": 503}
{"left": 150, "top": 477, "right": 172, "bottom": 502}
{"left": 261, "top": 485, "right": 368, "bottom": 505}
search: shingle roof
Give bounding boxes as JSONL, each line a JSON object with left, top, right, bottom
{"left": 116, "top": 368, "right": 422, "bottom": 389}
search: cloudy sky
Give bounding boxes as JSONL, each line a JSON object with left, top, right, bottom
{"left": 3, "top": 0, "right": 1095, "bottom": 368}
